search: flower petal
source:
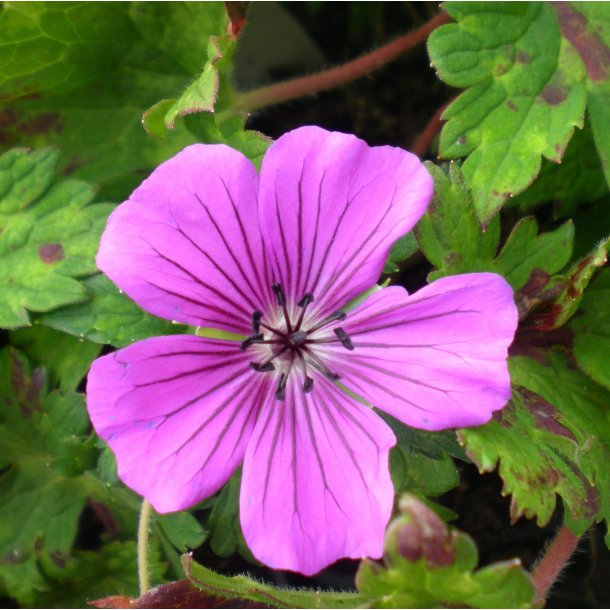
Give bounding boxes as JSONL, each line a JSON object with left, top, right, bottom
{"left": 240, "top": 376, "right": 396, "bottom": 576}
{"left": 87, "top": 335, "right": 268, "bottom": 512}
{"left": 97, "top": 144, "right": 272, "bottom": 334}
{"left": 327, "top": 273, "right": 517, "bottom": 431}
{"left": 258, "top": 126, "right": 432, "bottom": 318}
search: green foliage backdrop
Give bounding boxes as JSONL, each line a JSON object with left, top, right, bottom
{"left": 0, "top": 1, "right": 609, "bottom": 608}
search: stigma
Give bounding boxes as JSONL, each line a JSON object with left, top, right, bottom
{"left": 241, "top": 284, "right": 354, "bottom": 400}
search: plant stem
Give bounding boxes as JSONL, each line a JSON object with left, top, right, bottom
{"left": 233, "top": 11, "right": 451, "bottom": 112}
{"left": 532, "top": 525, "right": 581, "bottom": 606}
{"left": 410, "top": 98, "right": 453, "bottom": 158}
{"left": 137, "top": 499, "right": 153, "bottom": 595}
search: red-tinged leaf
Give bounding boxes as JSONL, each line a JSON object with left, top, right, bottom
{"left": 90, "top": 580, "right": 268, "bottom": 609}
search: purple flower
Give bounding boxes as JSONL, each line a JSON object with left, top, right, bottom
{"left": 87, "top": 126, "right": 517, "bottom": 576}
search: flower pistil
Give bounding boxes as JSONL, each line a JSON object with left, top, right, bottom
{"left": 241, "top": 283, "right": 354, "bottom": 400}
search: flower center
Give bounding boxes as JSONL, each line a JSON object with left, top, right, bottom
{"left": 240, "top": 284, "right": 354, "bottom": 400}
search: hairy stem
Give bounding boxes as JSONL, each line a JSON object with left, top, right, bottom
{"left": 138, "top": 499, "right": 153, "bottom": 595}
{"left": 532, "top": 525, "right": 581, "bottom": 606}
{"left": 234, "top": 11, "right": 450, "bottom": 112}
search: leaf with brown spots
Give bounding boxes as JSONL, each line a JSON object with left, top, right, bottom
{"left": 510, "top": 122, "right": 608, "bottom": 218}
{"left": 90, "top": 579, "right": 268, "bottom": 609}
{"left": 515, "top": 235, "right": 608, "bottom": 333}
{"left": 429, "top": 2, "right": 592, "bottom": 224}
{"left": 555, "top": 2, "right": 610, "bottom": 191}
{"left": 461, "top": 353, "right": 610, "bottom": 543}
{"left": 0, "top": 147, "right": 113, "bottom": 328}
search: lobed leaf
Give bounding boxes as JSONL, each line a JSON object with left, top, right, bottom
{"left": 459, "top": 389, "right": 587, "bottom": 528}
{"left": 462, "top": 353, "right": 610, "bottom": 540}
{"left": 415, "top": 162, "right": 574, "bottom": 290}
{"left": 429, "top": 2, "right": 587, "bottom": 223}
{"left": 0, "top": 347, "right": 93, "bottom": 604}
{"left": 10, "top": 325, "right": 100, "bottom": 392}
{"left": 0, "top": 3, "right": 230, "bottom": 201}
{"left": 164, "top": 36, "right": 226, "bottom": 129}
{"left": 510, "top": 123, "right": 609, "bottom": 218}
{"left": 356, "top": 495, "right": 535, "bottom": 609}
{"left": 38, "top": 541, "right": 165, "bottom": 609}
{"left": 207, "top": 470, "right": 245, "bottom": 559}
{"left": 39, "top": 274, "right": 186, "bottom": 348}
{"left": 553, "top": 2, "right": 610, "bottom": 190}
{"left": 0, "top": 147, "right": 112, "bottom": 328}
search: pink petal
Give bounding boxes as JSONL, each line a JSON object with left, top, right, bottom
{"left": 240, "top": 376, "right": 396, "bottom": 576}
{"left": 327, "top": 273, "right": 517, "bottom": 431}
{"left": 258, "top": 126, "right": 432, "bottom": 319}
{"left": 97, "top": 145, "right": 272, "bottom": 334}
{"left": 87, "top": 335, "right": 269, "bottom": 512}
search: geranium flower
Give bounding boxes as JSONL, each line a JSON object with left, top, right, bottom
{"left": 87, "top": 126, "right": 517, "bottom": 576}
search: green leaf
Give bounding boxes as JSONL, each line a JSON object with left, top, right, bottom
{"left": 415, "top": 162, "right": 574, "bottom": 290}
{"left": 0, "top": 347, "right": 94, "bottom": 604}
{"left": 414, "top": 162, "right": 500, "bottom": 277}
{"left": 571, "top": 268, "right": 610, "bottom": 391}
{"left": 1, "top": 56, "right": 196, "bottom": 201}
{"left": 10, "top": 325, "right": 100, "bottom": 392}
{"left": 156, "top": 512, "right": 206, "bottom": 555}
{"left": 414, "top": 162, "right": 500, "bottom": 276}
{"left": 383, "top": 232, "right": 419, "bottom": 274}
{"left": 429, "top": 2, "right": 587, "bottom": 223}
{"left": 0, "top": 2, "right": 233, "bottom": 200}
{"left": 0, "top": 147, "right": 112, "bottom": 329}
{"left": 381, "top": 412, "right": 462, "bottom": 497}
{"left": 39, "top": 274, "right": 186, "bottom": 348}
{"left": 462, "top": 354, "right": 610, "bottom": 540}
{"left": 553, "top": 3, "right": 610, "bottom": 190}
{"left": 510, "top": 122, "right": 609, "bottom": 218}
{"left": 164, "top": 36, "right": 225, "bottom": 129}
{"left": 39, "top": 541, "right": 165, "bottom": 608}
{"left": 142, "top": 98, "right": 176, "bottom": 140}
{"left": 207, "top": 470, "right": 243, "bottom": 558}
{"left": 356, "top": 495, "right": 535, "bottom": 609}
{"left": 519, "top": 236, "right": 608, "bottom": 331}
{"left": 588, "top": 81, "right": 610, "bottom": 189}
{"left": 511, "top": 354, "right": 610, "bottom": 540}
{"left": 493, "top": 217, "right": 573, "bottom": 290}
{"left": 184, "top": 553, "right": 366, "bottom": 609}
{"left": 183, "top": 113, "right": 270, "bottom": 169}
{"left": 139, "top": 9, "right": 270, "bottom": 165}
{"left": 459, "top": 389, "right": 587, "bottom": 528}
{"left": 390, "top": 444, "right": 459, "bottom": 498}
{"left": 128, "top": 2, "right": 227, "bottom": 75}
{"left": 0, "top": 2, "right": 136, "bottom": 100}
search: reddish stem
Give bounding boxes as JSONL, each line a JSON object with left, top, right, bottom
{"left": 234, "top": 11, "right": 451, "bottom": 112}
{"left": 532, "top": 525, "right": 581, "bottom": 606}
{"left": 410, "top": 98, "right": 453, "bottom": 158}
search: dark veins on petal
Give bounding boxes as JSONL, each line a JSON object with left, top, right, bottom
{"left": 240, "top": 283, "right": 355, "bottom": 400}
